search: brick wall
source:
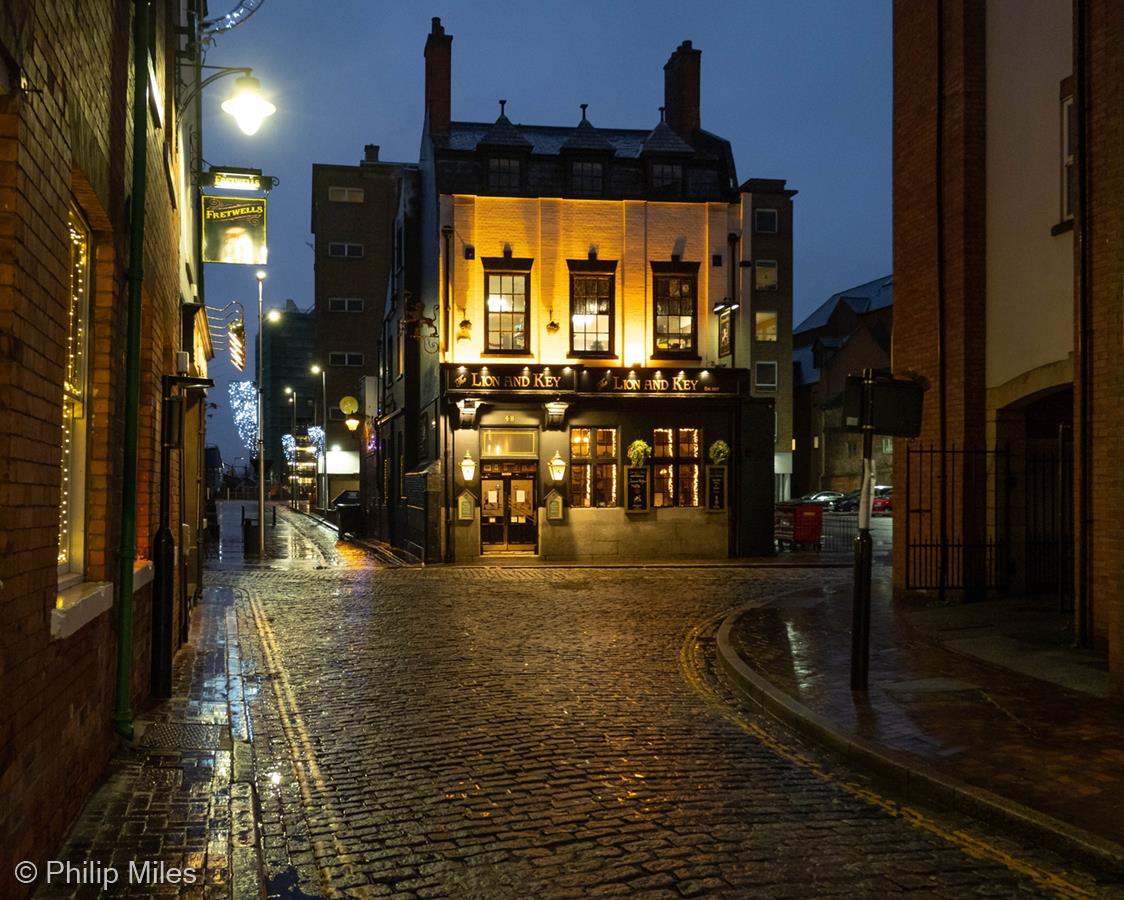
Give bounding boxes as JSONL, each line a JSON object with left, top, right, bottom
{"left": 891, "top": 0, "right": 988, "bottom": 595}
{"left": 0, "top": 3, "right": 190, "bottom": 895}
{"left": 1079, "top": 0, "right": 1124, "bottom": 692}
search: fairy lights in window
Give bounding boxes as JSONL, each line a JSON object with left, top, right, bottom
{"left": 59, "top": 205, "right": 91, "bottom": 567}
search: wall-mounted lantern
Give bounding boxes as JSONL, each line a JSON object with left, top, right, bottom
{"left": 460, "top": 451, "right": 477, "bottom": 483}
{"left": 547, "top": 450, "right": 567, "bottom": 483}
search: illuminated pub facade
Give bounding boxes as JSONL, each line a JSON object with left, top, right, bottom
{"left": 376, "top": 21, "right": 791, "bottom": 561}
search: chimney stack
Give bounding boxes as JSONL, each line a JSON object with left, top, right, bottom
{"left": 424, "top": 17, "right": 453, "bottom": 134}
{"left": 363, "top": 144, "right": 380, "bottom": 163}
{"left": 664, "top": 40, "right": 701, "bottom": 140}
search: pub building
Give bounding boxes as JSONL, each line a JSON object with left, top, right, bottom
{"left": 442, "top": 363, "right": 775, "bottom": 560}
{"left": 371, "top": 21, "right": 793, "bottom": 562}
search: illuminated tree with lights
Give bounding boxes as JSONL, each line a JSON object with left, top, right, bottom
{"left": 228, "top": 380, "right": 258, "bottom": 453}
{"left": 307, "top": 425, "right": 325, "bottom": 459}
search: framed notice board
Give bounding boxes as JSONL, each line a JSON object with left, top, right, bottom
{"left": 707, "top": 465, "right": 727, "bottom": 511}
{"left": 626, "top": 467, "right": 650, "bottom": 512}
{"left": 457, "top": 491, "right": 475, "bottom": 521}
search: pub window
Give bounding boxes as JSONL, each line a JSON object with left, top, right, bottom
{"left": 571, "top": 160, "right": 603, "bottom": 195}
{"left": 480, "top": 428, "right": 537, "bottom": 458}
{"left": 754, "top": 208, "right": 778, "bottom": 233}
{"left": 485, "top": 271, "right": 531, "bottom": 353}
{"left": 328, "top": 186, "right": 365, "bottom": 203}
{"left": 488, "top": 157, "right": 521, "bottom": 191}
{"left": 570, "top": 427, "right": 618, "bottom": 508}
{"left": 652, "top": 427, "right": 700, "bottom": 508}
{"left": 570, "top": 274, "right": 613, "bottom": 355}
{"left": 653, "top": 274, "right": 697, "bottom": 357}
{"left": 754, "top": 310, "right": 778, "bottom": 342}
{"left": 755, "top": 361, "right": 778, "bottom": 391}
{"left": 59, "top": 203, "right": 91, "bottom": 581}
{"left": 328, "top": 296, "right": 364, "bottom": 313}
{"left": 328, "top": 242, "right": 364, "bottom": 259}
{"left": 754, "top": 259, "right": 778, "bottom": 291}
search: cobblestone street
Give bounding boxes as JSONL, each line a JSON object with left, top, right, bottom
{"left": 197, "top": 505, "right": 1112, "bottom": 898}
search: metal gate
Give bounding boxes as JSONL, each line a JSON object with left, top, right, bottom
{"left": 905, "top": 444, "right": 1008, "bottom": 591}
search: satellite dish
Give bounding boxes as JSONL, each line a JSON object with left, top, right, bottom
{"left": 338, "top": 395, "right": 359, "bottom": 415}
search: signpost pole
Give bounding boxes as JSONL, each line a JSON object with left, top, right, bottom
{"left": 850, "top": 368, "right": 875, "bottom": 690}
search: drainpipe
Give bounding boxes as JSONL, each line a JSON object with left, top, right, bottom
{"left": 935, "top": 0, "right": 948, "bottom": 605}
{"left": 442, "top": 226, "right": 454, "bottom": 562}
{"left": 114, "top": 0, "right": 150, "bottom": 739}
{"left": 1074, "top": 0, "right": 1092, "bottom": 646}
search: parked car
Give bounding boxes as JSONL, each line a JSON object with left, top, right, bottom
{"left": 798, "top": 490, "right": 844, "bottom": 505}
{"left": 833, "top": 485, "right": 892, "bottom": 514}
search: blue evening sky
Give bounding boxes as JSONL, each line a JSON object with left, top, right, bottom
{"left": 201, "top": 1, "right": 891, "bottom": 463}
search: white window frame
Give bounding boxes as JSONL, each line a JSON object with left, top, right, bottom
{"left": 328, "top": 186, "right": 365, "bottom": 203}
{"left": 755, "top": 361, "right": 778, "bottom": 391}
{"left": 1061, "top": 94, "right": 1075, "bottom": 222}
{"left": 754, "top": 208, "right": 778, "bottom": 233}
{"left": 328, "top": 296, "right": 365, "bottom": 313}
{"left": 754, "top": 310, "right": 778, "bottom": 342}
{"left": 754, "top": 259, "right": 778, "bottom": 292}
{"left": 327, "top": 242, "right": 364, "bottom": 259}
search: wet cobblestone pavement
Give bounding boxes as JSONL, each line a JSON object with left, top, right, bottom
{"left": 43, "top": 504, "right": 1122, "bottom": 897}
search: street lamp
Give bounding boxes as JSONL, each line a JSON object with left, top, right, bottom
{"left": 256, "top": 269, "right": 267, "bottom": 556}
{"left": 285, "top": 386, "right": 297, "bottom": 509}
{"left": 311, "top": 363, "right": 328, "bottom": 507}
{"left": 180, "top": 66, "right": 277, "bottom": 136}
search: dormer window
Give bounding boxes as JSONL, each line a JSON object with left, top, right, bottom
{"left": 488, "top": 158, "right": 521, "bottom": 191}
{"left": 651, "top": 163, "right": 683, "bottom": 192}
{"left": 570, "top": 161, "right": 603, "bottom": 196}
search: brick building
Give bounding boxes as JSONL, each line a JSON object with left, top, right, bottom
{"left": 0, "top": 2, "right": 217, "bottom": 893}
{"left": 374, "top": 19, "right": 789, "bottom": 562}
{"left": 892, "top": 0, "right": 1123, "bottom": 694}
{"left": 791, "top": 276, "right": 893, "bottom": 497}
{"left": 310, "top": 148, "right": 415, "bottom": 505}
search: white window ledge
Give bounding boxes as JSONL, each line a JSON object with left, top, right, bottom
{"left": 51, "top": 561, "right": 154, "bottom": 641}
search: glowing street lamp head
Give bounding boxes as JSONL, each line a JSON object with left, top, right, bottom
{"left": 255, "top": 270, "right": 267, "bottom": 283}
{"left": 266, "top": 308, "right": 281, "bottom": 323}
{"left": 284, "top": 386, "right": 293, "bottom": 395}
{"left": 310, "top": 364, "right": 322, "bottom": 375}
{"left": 221, "top": 76, "right": 276, "bottom": 136}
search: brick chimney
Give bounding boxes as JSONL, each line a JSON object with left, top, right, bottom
{"left": 664, "top": 40, "right": 701, "bottom": 140}
{"left": 424, "top": 17, "right": 452, "bottom": 134}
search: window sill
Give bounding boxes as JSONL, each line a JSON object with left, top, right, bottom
{"left": 568, "top": 352, "right": 617, "bottom": 360}
{"left": 51, "top": 561, "right": 154, "bottom": 641}
{"left": 1051, "top": 219, "right": 1074, "bottom": 236}
{"left": 651, "top": 353, "right": 702, "bottom": 362}
{"left": 481, "top": 351, "right": 534, "bottom": 357}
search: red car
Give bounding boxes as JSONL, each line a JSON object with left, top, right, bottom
{"left": 872, "top": 488, "right": 892, "bottom": 514}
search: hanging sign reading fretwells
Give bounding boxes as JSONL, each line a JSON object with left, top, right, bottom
{"left": 201, "top": 195, "right": 268, "bottom": 265}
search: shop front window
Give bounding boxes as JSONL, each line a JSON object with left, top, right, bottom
{"left": 570, "top": 427, "right": 618, "bottom": 507}
{"left": 652, "top": 427, "right": 700, "bottom": 507}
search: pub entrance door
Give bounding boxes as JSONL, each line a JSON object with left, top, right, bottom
{"left": 480, "top": 461, "right": 538, "bottom": 553}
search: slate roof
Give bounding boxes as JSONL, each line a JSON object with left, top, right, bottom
{"left": 795, "top": 275, "right": 893, "bottom": 334}
{"left": 476, "top": 113, "right": 533, "bottom": 149}
{"left": 641, "top": 120, "right": 695, "bottom": 156}
{"left": 560, "top": 116, "right": 616, "bottom": 153}
{"left": 442, "top": 121, "right": 654, "bottom": 158}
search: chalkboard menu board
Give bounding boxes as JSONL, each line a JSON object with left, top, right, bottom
{"left": 626, "top": 467, "right": 650, "bottom": 512}
{"left": 707, "top": 466, "right": 727, "bottom": 511}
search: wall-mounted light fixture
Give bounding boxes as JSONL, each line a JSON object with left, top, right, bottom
{"left": 464, "top": 245, "right": 475, "bottom": 260}
{"left": 344, "top": 416, "right": 361, "bottom": 432}
{"left": 544, "top": 400, "right": 569, "bottom": 430}
{"left": 460, "top": 451, "right": 477, "bottom": 483}
{"left": 548, "top": 451, "right": 568, "bottom": 483}
{"left": 713, "top": 298, "right": 739, "bottom": 313}
{"left": 455, "top": 398, "right": 480, "bottom": 428}
{"left": 456, "top": 319, "right": 472, "bottom": 342}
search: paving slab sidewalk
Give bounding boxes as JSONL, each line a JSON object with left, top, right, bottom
{"left": 37, "top": 587, "right": 262, "bottom": 899}
{"left": 717, "top": 575, "right": 1124, "bottom": 872}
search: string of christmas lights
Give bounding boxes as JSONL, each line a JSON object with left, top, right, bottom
{"left": 307, "top": 425, "right": 325, "bottom": 459}
{"left": 228, "top": 380, "right": 259, "bottom": 453}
